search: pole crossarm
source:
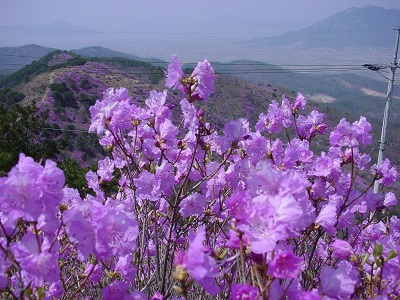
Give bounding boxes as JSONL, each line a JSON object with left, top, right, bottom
{"left": 362, "top": 64, "right": 388, "bottom": 71}
{"left": 372, "top": 28, "right": 400, "bottom": 194}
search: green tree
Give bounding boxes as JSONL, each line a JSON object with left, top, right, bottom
{"left": 0, "top": 104, "right": 61, "bottom": 175}
{"left": 57, "top": 158, "right": 91, "bottom": 197}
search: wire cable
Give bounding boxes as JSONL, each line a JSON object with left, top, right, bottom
{"left": 0, "top": 26, "right": 395, "bottom": 35}
{"left": 41, "top": 127, "right": 89, "bottom": 133}
{"left": 0, "top": 54, "right": 44, "bottom": 58}
{"left": 0, "top": 61, "right": 369, "bottom": 73}
{"left": 0, "top": 54, "right": 369, "bottom": 67}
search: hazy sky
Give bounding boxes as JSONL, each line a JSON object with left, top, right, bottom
{"left": 1, "top": 0, "right": 400, "bottom": 31}
{"left": 1, "top": 0, "right": 400, "bottom": 62}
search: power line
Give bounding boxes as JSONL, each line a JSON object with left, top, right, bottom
{"left": 0, "top": 60, "right": 369, "bottom": 72}
{"left": 0, "top": 54, "right": 366, "bottom": 67}
{"left": 2, "top": 60, "right": 361, "bottom": 66}
{"left": 42, "top": 127, "right": 89, "bottom": 133}
{"left": 0, "top": 64, "right": 366, "bottom": 71}
{"left": 0, "top": 63, "right": 29, "bottom": 66}
{"left": 376, "top": 70, "right": 400, "bottom": 82}
{"left": 0, "top": 26, "right": 395, "bottom": 35}
{"left": 0, "top": 67, "right": 368, "bottom": 74}
{"left": 0, "top": 54, "right": 44, "bottom": 58}
{"left": 0, "top": 54, "right": 395, "bottom": 77}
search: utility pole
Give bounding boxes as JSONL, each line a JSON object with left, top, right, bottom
{"left": 373, "top": 28, "right": 400, "bottom": 194}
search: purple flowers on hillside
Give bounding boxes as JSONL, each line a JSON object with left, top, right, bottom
{"left": 48, "top": 52, "right": 74, "bottom": 66}
{"left": 1, "top": 54, "right": 399, "bottom": 299}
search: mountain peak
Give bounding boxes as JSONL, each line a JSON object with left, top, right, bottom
{"left": 246, "top": 5, "right": 400, "bottom": 48}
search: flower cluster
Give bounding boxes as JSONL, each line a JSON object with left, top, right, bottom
{"left": 47, "top": 52, "right": 74, "bottom": 66}
{"left": 0, "top": 54, "right": 399, "bottom": 300}
{"left": 165, "top": 54, "right": 215, "bottom": 102}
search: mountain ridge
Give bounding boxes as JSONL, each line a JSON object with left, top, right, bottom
{"left": 0, "top": 51, "right": 294, "bottom": 165}
{"left": 243, "top": 5, "right": 400, "bottom": 48}
{"left": 0, "top": 45, "right": 165, "bottom": 76}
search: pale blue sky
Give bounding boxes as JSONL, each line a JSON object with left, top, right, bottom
{"left": 1, "top": 0, "right": 400, "bottom": 62}
{"left": 1, "top": 0, "right": 400, "bottom": 31}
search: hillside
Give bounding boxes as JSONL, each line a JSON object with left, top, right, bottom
{"left": 215, "top": 60, "right": 400, "bottom": 165}
{"left": 2, "top": 50, "right": 400, "bottom": 165}
{"left": 244, "top": 5, "right": 400, "bottom": 48}
{"left": 0, "top": 45, "right": 166, "bottom": 78}
{"left": 1, "top": 49, "right": 400, "bottom": 200}
{"left": 0, "top": 51, "right": 167, "bottom": 164}
{"left": 0, "top": 51, "right": 295, "bottom": 166}
{"left": 2, "top": 49, "right": 400, "bottom": 168}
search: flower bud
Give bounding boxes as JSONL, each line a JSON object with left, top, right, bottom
{"left": 173, "top": 265, "right": 187, "bottom": 281}
{"left": 59, "top": 203, "right": 68, "bottom": 213}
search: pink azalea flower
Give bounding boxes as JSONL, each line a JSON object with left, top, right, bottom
{"left": 151, "top": 291, "right": 164, "bottom": 300}
{"left": 320, "top": 265, "right": 357, "bottom": 299}
{"left": 0, "top": 154, "right": 65, "bottom": 223}
{"left": 191, "top": 59, "right": 215, "bottom": 101}
{"left": 134, "top": 170, "right": 161, "bottom": 202}
{"left": 97, "top": 157, "right": 115, "bottom": 181}
{"left": 315, "top": 203, "right": 337, "bottom": 235}
{"left": 222, "top": 119, "right": 250, "bottom": 146}
{"left": 225, "top": 229, "right": 250, "bottom": 249}
{"left": 165, "top": 54, "right": 185, "bottom": 92}
{"left": 84, "top": 262, "right": 102, "bottom": 283}
{"left": 296, "top": 110, "right": 326, "bottom": 140}
{"left": 329, "top": 117, "right": 372, "bottom": 148}
{"left": 180, "top": 98, "right": 199, "bottom": 130}
{"left": 384, "top": 192, "right": 397, "bottom": 207}
{"left": 165, "top": 55, "right": 215, "bottom": 101}
{"left": 331, "top": 239, "right": 353, "bottom": 259}
{"left": 63, "top": 206, "right": 96, "bottom": 260}
{"left": 293, "top": 92, "right": 306, "bottom": 111}
{"left": 180, "top": 193, "right": 207, "bottom": 217}
{"left": 174, "top": 227, "right": 219, "bottom": 296}
{"left": 115, "top": 254, "right": 136, "bottom": 280}
{"left": 95, "top": 206, "right": 139, "bottom": 260}
{"left": 230, "top": 283, "right": 260, "bottom": 299}
{"left": 102, "top": 281, "right": 130, "bottom": 300}
{"left": 371, "top": 158, "right": 397, "bottom": 187}
{"left": 13, "top": 233, "right": 59, "bottom": 287}
{"left": 268, "top": 251, "right": 303, "bottom": 278}
{"left": 255, "top": 101, "right": 283, "bottom": 134}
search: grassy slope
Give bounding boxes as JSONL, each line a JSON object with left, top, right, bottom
{"left": 1, "top": 51, "right": 399, "bottom": 174}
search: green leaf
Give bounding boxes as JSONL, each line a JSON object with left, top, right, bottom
{"left": 373, "top": 243, "right": 383, "bottom": 259}
{"left": 387, "top": 250, "right": 398, "bottom": 261}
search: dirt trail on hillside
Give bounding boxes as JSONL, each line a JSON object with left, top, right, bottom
{"left": 40, "top": 72, "right": 55, "bottom": 103}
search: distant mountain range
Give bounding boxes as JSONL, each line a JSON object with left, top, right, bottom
{"left": 244, "top": 5, "right": 400, "bottom": 48}
{"left": 195, "top": 15, "right": 310, "bottom": 34}
{"left": 0, "top": 45, "right": 166, "bottom": 76}
{"left": 71, "top": 46, "right": 165, "bottom": 65}
{"left": 1, "top": 5, "right": 399, "bottom": 69}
